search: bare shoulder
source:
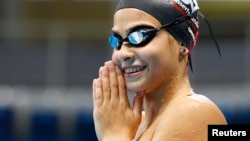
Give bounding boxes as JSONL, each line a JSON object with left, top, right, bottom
{"left": 152, "top": 93, "right": 227, "bottom": 141}
{"left": 168, "top": 93, "right": 228, "bottom": 124}
{"left": 185, "top": 93, "right": 227, "bottom": 122}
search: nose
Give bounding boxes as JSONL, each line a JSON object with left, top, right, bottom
{"left": 113, "top": 43, "right": 135, "bottom": 63}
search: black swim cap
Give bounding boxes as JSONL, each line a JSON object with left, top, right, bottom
{"left": 115, "top": 0, "right": 200, "bottom": 50}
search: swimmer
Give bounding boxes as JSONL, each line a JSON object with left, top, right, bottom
{"left": 92, "top": 0, "right": 227, "bottom": 140}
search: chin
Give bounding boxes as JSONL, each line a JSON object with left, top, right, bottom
{"left": 127, "top": 83, "right": 146, "bottom": 93}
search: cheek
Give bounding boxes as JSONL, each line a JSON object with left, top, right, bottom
{"left": 142, "top": 43, "right": 178, "bottom": 76}
{"left": 143, "top": 43, "right": 171, "bottom": 64}
{"left": 149, "top": 53, "right": 176, "bottom": 75}
{"left": 111, "top": 50, "right": 118, "bottom": 64}
{"left": 139, "top": 50, "right": 177, "bottom": 93}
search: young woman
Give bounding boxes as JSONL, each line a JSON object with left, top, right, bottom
{"left": 92, "top": 0, "right": 227, "bottom": 140}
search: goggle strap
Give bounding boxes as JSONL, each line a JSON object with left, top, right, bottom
{"left": 160, "top": 15, "right": 192, "bottom": 30}
{"left": 198, "top": 11, "right": 221, "bottom": 57}
{"left": 188, "top": 54, "right": 193, "bottom": 73}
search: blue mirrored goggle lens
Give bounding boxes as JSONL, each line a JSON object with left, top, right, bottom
{"left": 109, "top": 36, "right": 120, "bottom": 49}
{"left": 127, "top": 32, "right": 144, "bottom": 45}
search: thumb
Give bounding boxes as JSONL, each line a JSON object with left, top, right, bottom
{"left": 133, "top": 91, "right": 144, "bottom": 118}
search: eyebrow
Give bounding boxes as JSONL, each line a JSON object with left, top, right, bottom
{"left": 111, "top": 24, "right": 155, "bottom": 37}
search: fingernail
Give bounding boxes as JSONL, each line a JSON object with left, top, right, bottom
{"left": 99, "top": 66, "right": 103, "bottom": 72}
{"left": 105, "top": 61, "right": 113, "bottom": 66}
{"left": 102, "top": 66, "right": 108, "bottom": 74}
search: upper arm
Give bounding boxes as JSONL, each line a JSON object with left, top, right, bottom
{"left": 152, "top": 95, "right": 227, "bottom": 141}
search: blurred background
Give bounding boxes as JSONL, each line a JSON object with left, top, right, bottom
{"left": 0, "top": 0, "right": 249, "bottom": 141}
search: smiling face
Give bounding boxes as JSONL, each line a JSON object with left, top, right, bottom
{"left": 111, "top": 8, "right": 183, "bottom": 93}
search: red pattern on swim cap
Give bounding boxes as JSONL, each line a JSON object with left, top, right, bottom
{"left": 170, "top": 0, "right": 200, "bottom": 49}
{"left": 171, "top": 1, "right": 187, "bottom": 16}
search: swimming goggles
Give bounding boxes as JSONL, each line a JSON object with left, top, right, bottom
{"left": 109, "top": 15, "right": 192, "bottom": 50}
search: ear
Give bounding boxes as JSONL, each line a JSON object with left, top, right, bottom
{"left": 179, "top": 43, "right": 189, "bottom": 60}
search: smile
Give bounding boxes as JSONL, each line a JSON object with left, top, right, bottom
{"left": 123, "top": 66, "right": 147, "bottom": 74}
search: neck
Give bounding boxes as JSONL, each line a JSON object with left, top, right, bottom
{"left": 142, "top": 71, "right": 193, "bottom": 127}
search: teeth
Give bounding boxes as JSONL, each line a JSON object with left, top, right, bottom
{"left": 124, "top": 66, "right": 145, "bottom": 74}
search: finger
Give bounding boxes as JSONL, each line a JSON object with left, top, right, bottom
{"left": 133, "top": 92, "right": 144, "bottom": 119}
{"left": 101, "top": 66, "right": 111, "bottom": 102}
{"left": 93, "top": 78, "right": 103, "bottom": 107}
{"left": 105, "top": 61, "right": 119, "bottom": 102}
{"left": 92, "top": 79, "right": 96, "bottom": 101}
{"left": 99, "top": 66, "right": 103, "bottom": 79}
{"left": 115, "top": 66, "right": 129, "bottom": 104}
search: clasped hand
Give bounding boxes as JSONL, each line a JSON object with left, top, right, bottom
{"left": 92, "top": 61, "right": 144, "bottom": 141}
